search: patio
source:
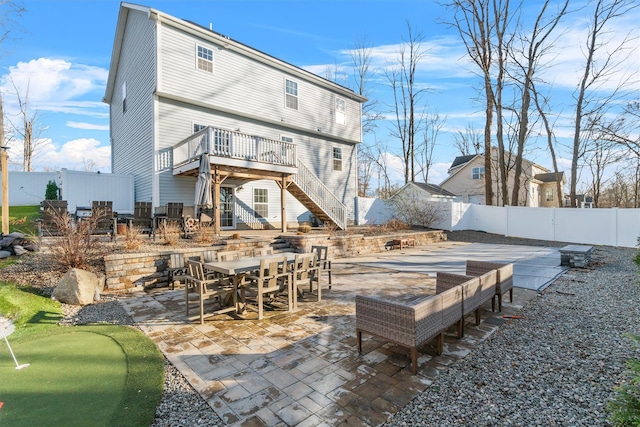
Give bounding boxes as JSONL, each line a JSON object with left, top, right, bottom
{"left": 118, "top": 241, "right": 556, "bottom": 426}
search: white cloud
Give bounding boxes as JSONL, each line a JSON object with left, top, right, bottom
{"left": 0, "top": 58, "right": 108, "bottom": 118}
{"left": 67, "top": 121, "right": 110, "bottom": 131}
{"left": 31, "top": 138, "right": 111, "bottom": 172}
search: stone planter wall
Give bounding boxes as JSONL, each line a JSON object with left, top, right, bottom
{"left": 103, "top": 230, "right": 447, "bottom": 292}
{"left": 278, "top": 230, "right": 447, "bottom": 258}
{"left": 103, "top": 238, "right": 273, "bottom": 291}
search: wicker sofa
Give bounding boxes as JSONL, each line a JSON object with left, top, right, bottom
{"left": 465, "top": 260, "right": 514, "bottom": 312}
{"left": 355, "top": 284, "right": 463, "bottom": 374}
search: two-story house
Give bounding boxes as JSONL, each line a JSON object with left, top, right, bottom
{"left": 440, "top": 152, "right": 565, "bottom": 207}
{"left": 103, "top": 3, "right": 366, "bottom": 233}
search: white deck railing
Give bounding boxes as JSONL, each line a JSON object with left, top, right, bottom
{"left": 173, "top": 126, "right": 296, "bottom": 167}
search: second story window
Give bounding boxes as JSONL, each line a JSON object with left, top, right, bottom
{"left": 472, "top": 166, "right": 485, "bottom": 180}
{"left": 197, "top": 45, "right": 214, "bottom": 73}
{"left": 335, "top": 97, "right": 345, "bottom": 124}
{"left": 285, "top": 79, "right": 298, "bottom": 110}
{"left": 546, "top": 188, "right": 554, "bottom": 201}
{"left": 333, "top": 147, "right": 342, "bottom": 171}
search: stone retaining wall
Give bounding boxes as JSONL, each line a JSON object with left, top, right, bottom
{"left": 103, "top": 230, "right": 447, "bottom": 292}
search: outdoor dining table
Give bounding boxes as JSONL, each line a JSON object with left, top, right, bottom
{"left": 204, "top": 252, "right": 299, "bottom": 314}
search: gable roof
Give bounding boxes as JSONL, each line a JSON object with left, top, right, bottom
{"left": 534, "top": 172, "right": 565, "bottom": 183}
{"left": 411, "top": 182, "right": 457, "bottom": 196}
{"left": 104, "top": 2, "right": 367, "bottom": 104}
{"left": 449, "top": 154, "right": 477, "bottom": 169}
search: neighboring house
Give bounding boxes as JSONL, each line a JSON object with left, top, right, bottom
{"left": 103, "top": 3, "right": 365, "bottom": 233}
{"left": 564, "top": 194, "right": 594, "bottom": 208}
{"left": 393, "top": 182, "right": 458, "bottom": 202}
{"left": 440, "top": 152, "right": 565, "bottom": 207}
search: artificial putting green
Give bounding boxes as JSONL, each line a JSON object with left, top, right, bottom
{"left": 0, "top": 325, "right": 164, "bottom": 427}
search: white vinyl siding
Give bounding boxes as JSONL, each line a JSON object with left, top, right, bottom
{"left": 335, "top": 97, "right": 345, "bottom": 124}
{"left": 110, "top": 9, "right": 156, "bottom": 202}
{"left": 158, "top": 24, "right": 361, "bottom": 142}
{"left": 196, "top": 44, "right": 214, "bottom": 73}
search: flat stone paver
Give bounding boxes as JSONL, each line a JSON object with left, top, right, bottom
{"left": 119, "top": 241, "right": 544, "bottom": 426}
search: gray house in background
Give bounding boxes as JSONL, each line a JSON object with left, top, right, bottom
{"left": 103, "top": 2, "right": 366, "bottom": 233}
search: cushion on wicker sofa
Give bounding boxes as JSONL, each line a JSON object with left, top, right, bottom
{"left": 466, "top": 260, "right": 514, "bottom": 312}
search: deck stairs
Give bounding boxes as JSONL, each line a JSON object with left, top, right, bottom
{"left": 288, "top": 161, "right": 347, "bottom": 230}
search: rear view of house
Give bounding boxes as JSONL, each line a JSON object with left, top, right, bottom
{"left": 103, "top": 2, "right": 365, "bottom": 232}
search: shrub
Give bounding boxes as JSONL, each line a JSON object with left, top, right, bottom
{"left": 297, "top": 223, "right": 311, "bottom": 233}
{"left": 193, "top": 223, "right": 216, "bottom": 244}
{"left": 45, "top": 180, "right": 59, "bottom": 200}
{"left": 322, "top": 221, "right": 338, "bottom": 237}
{"left": 158, "top": 222, "right": 181, "bottom": 246}
{"left": 45, "top": 209, "right": 109, "bottom": 269}
{"left": 123, "top": 225, "right": 144, "bottom": 251}
{"left": 230, "top": 232, "right": 241, "bottom": 240}
{"left": 608, "top": 333, "right": 640, "bottom": 426}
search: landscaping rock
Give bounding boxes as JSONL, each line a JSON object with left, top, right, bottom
{"left": 0, "top": 232, "right": 39, "bottom": 256}
{"left": 52, "top": 268, "right": 105, "bottom": 306}
{"left": 0, "top": 250, "right": 11, "bottom": 259}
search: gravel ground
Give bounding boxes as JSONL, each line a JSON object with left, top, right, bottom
{"left": 3, "top": 230, "right": 638, "bottom": 426}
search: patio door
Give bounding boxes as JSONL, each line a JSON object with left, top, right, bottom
{"left": 220, "top": 186, "right": 235, "bottom": 229}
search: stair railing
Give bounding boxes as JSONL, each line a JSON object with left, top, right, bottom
{"left": 292, "top": 161, "right": 347, "bottom": 230}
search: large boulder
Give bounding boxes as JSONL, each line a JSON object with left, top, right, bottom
{"left": 52, "top": 268, "right": 106, "bottom": 306}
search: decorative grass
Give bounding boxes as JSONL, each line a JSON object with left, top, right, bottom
{"left": 0, "top": 285, "right": 164, "bottom": 426}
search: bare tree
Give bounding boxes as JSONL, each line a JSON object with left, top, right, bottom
{"left": 385, "top": 22, "right": 429, "bottom": 184}
{"left": 569, "top": 0, "right": 639, "bottom": 208}
{"left": 6, "top": 77, "right": 45, "bottom": 171}
{"left": 597, "top": 101, "right": 640, "bottom": 158}
{"left": 444, "top": 0, "right": 504, "bottom": 205}
{"left": 532, "top": 81, "right": 563, "bottom": 207}
{"left": 416, "top": 109, "right": 445, "bottom": 183}
{"left": 507, "top": 0, "right": 568, "bottom": 206}
{"left": 453, "top": 122, "right": 482, "bottom": 156}
{"left": 350, "top": 35, "right": 384, "bottom": 197}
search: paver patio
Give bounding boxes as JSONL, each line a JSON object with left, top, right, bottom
{"left": 119, "top": 241, "right": 543, "bottom": 426}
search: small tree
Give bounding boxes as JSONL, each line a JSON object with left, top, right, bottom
{"left": 386, "top": 188, "right": 444, "bottom": 228}
{"left": 45, "top": 180, "right": 58, "bottom": 200}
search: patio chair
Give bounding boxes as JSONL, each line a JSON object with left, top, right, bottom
{"left": 217, "top": 250, "right": 242, "bottom": 261}
{"left": 91, "top": 201, "right": 116, "bottom": 241}
{"left": 311, "top": 245, "right": 332, "bottom": 289}
{"left": 185, "top": 259, "right": 236, "bottom": 324}
{"left": 128, "top": 201, "right": 154, "bottom": 238}
{"left": 168, "top": 253, "right": 188, "bottom": 289}
{"left": 290, "top": 252, "right": 321, "bottom": 308}
{"left": 39, "top": 200, "right": 69, "bottom": 237}
{"left": 252, "top": 246, "right": 274, "bottom": 257}
{"left": 243, "top": 255, "right": 292, "bottom": 320}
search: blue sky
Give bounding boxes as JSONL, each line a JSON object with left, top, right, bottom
{"left": 1, "top": 0, "right": 638, "bottom": 191}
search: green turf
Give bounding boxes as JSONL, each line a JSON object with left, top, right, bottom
{"left": 0, "top": 285, "right": 165, "bottom": 426}
{"left": 0, "top": 326, "right": 164, "bottom": 427}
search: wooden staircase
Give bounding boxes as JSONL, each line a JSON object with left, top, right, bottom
{"left": 289, "top": 161, "right": 347, "bottom": 230}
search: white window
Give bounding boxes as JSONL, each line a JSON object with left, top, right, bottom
{"left": 121, "top": 82, "right": 127, "bottom": 113}
{"left": 193, "top": 123, "right": 206, "bottom": 133}
{"left": 285, "top": 79, "right": 298, "bottom": 110}
{"left": 472, "top": 167, "right": 485, "bottom": 180}
{"left": 197, "top": 45, "right": 214, "bottom": 73}
{"left": 254, "top": 188, "right": 269, "bottom": 218}
{"left": 335, "top": 97, "right": 345, "bottom": 124}
{"left": 546, "top": 188, "right": 554, "bottom": 201}
{"left": 333, "top": 147, "right": 342, "bottom": 171}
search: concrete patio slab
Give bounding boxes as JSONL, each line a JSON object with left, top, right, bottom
{"left": 118, "top": 241, "right": 561, "bottom": 426}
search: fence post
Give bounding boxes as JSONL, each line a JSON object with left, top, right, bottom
{"left": 505, "top": 205, "right": 509, "bottom": 237}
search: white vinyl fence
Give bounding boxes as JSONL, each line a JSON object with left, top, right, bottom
{"left": 356, "top": 196, "right": 640, "bottom": 248}
{"left": 1, "top": 169, "right": 135, "bottom": 214}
